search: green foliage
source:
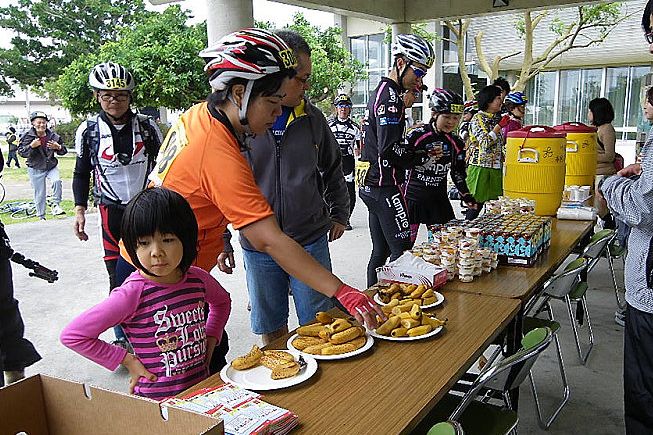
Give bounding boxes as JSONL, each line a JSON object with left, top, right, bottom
{"left": 515, "top": 2, "right": 623, "bottom": 39}
{"left": 54, "top": 117, "right": 86, "bottom": 146}
{"left": 52, "top": 6, "right": 209, "bottom": 115}
{"left": 0, "top": 0, "right": 150, "bottom": 96}
{"left": 383, "top": 23, "right": 440, "bottom": 44}
{"left": 285, "top": 13, "right": 366, "bottom": 103}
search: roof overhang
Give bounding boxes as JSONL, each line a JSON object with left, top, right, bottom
{"left": 267, "top": 0, "right": 602, "bottom": 22}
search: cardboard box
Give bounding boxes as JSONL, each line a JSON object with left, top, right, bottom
{"left": 376, "top": 252, "right": 447, "bottom": 288}
{"left": 0, "top": 374, "right": 223, "bottom": 435}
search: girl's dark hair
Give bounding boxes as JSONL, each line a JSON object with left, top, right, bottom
{"left": 493, "top": 77, "right": 511, "bottom": 94}
{"left": 206, "top": 69, "right": 294, "bottom": 106}
{"left": 643, "top": 0, "right": 653, "bottom": 33}
{"left": 588, "top": 97, "right": 615, "bottom": 126}
{"left": 477, "top": 85, "right": 503, "bottom": 111}
{"left": 121, "top": 188, "right": 198, "bottom": 276}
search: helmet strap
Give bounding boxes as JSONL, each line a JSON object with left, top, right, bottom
{"left": 394, "top": 58, "right": 408, "bottom": 93}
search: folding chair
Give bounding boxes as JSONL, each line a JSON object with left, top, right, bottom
{"left": 413, "top": 328, "right": 554, "bottom": 435}
{"left": 523, "top": 257, "right": 587, "bottom": 429}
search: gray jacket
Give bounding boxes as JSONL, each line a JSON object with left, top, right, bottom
{"left": 602, "top": 129, "right": 653, "bottom": 314}
{"left": 18, "top": 127, "right": 67, "bottom": 171}
{"left": 239, "top": 98, "right": 350, "bottom": 251}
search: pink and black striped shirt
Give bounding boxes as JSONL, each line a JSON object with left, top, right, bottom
{"left": 60, "top": 266, "right": 231, "bottom": 400}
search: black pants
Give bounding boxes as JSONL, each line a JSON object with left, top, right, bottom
{"left": 360, "top": 185, "right": 412, "bottom": 287}
{"left": 346, "top": 181, "right": 356, "bottom": 217}
{"left": 343, "top": 156, "right": 356, "bottom": 218}
{"left": 115, "top": 256, "right": 229, "bottom": 375}
{"left": 624, "top": 303, "right": 653, "bottom": 434}
{"left": 6, "top": 151, "right": 19, "bottom": 168}
{"left": 0, "top": 225, "right": 40, "bottom": 385}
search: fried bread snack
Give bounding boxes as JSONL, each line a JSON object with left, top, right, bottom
{"left": 260, "top": 350, "right": 295, "bottom": 369}
{"left": 271, "top": 362, "right": 301, "bottom": 380}
{"left": 231, "top": 345, "right": 264, "bottom": 370}
{"left": 291, "top": 336, "right": 325, "bottom": 350}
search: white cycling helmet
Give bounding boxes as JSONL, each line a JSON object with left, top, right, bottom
{"left": 392, "top": 34, "right": 435, "bottom": 69}
{"left": 89, "top": 62, "right": 135, "bottom": 92}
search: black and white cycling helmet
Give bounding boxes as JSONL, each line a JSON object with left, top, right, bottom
{"left": 199, "top": 28, "right": 297, "bottom": 131}
{"left": 333, "top": 94, "right": 352, "bottom": 106}
{"left": 429, "top": 88, "right": 464, "bottom": 114}
{"left": 89, "top": 62, "right": 135, "bottom": 92}
{"left": 391, "top": 34, "right": 435, "bottom": 69}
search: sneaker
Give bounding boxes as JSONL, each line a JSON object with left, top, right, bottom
{"left": 50, "top": 204, "right": 65, "bottom": 216}
{"left": 615, "top": 309, "right": 626, "bottom": 327}
{"left": 345, "top": 222, "right": 353, "bottom": 231}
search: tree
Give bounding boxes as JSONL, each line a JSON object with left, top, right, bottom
{"left": 285, "top": 13, "right": 366, "bottom": 107}
{"left": 446, "top": 2, "right": 629, "bottom": 96}
{"left": 0, "top": 0, "right": 150, "bottom": 96}
{"left": 443, "top": 19, "right": 475, "bottom": 100}
{"left": 52, "top": 6, "right": 209, "bottom": 115}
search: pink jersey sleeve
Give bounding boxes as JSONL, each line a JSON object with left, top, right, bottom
{"left": 194, "top": 267, "right": 231, "bottom": 342}
{"left": 60, "top": 278, "right": 143, "bottom": 371}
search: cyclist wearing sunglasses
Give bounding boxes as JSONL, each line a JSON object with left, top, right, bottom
{"left": 358, "top": 33, "right": 437, "bottom": 287}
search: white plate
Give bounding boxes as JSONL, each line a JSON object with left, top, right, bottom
{"left": 373, "top": 291, "right": 445, "bottom": 309}
{"left": 368, "top": 325, "right": 444, "bottom": 342}
{"left": 286, "top": 333, "right": 374, "bottom": 360}
{"left": 220, "top": 349, "right": 317, "bottom": 391}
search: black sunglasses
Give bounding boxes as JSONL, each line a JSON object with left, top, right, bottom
{"left": 646, "top": 31, "right": 653, "bottom": 44}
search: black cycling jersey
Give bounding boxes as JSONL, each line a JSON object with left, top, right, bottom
{"left": 404, "top": 124, "right": 470, "bottom": 225}
{"left": 361, "top": 77, "right": 428, "bottom": 187}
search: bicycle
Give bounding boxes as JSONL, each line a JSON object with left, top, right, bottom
{"left": 0, "top": 174, "right": 6, "bottom": 203}
{"left": 0, "top": 196, "right": 57, "bottom": 220}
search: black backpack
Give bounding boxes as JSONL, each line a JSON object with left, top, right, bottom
{"left": 83, "top": 114, "right": 160, "bottom": 168}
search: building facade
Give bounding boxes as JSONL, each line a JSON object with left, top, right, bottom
{"left": 344, "top": 0, "right": 652, "bottom": 152}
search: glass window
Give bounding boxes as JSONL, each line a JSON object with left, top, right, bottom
{"left": 350, "top": 38, "right": 366, "bottom": 64}
{"left": 442, "top": 65, "right": 464, "bottom": 97}
{"left": 532, "top": 71, "right": 556, "bottom": 126}
{"left": 524, "top": 78, "right": 536, "bottom": 125}
{"left": 557, "top": 69, "right": 580, "bottom": 124}
{"left": 606, "top": 66, "right": 629, "bottom": 128}
{"left": 368, "top": 33, "right": 387, "bottom": 70}
{"left": 442, "top": 25, "right": 458, "bottom": 64}
{"left": 579, "top": 69, "right": 602, "bottom": 123}
{"left": 627, "top": 66, "right": 650, "bottom": 129}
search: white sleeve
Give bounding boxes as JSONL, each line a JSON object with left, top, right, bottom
{"left": 74, "top": 122, "right": 88, "bottom": 158}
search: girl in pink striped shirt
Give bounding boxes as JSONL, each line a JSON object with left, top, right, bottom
{"left": 61, "top": 188, "right": 231, "bottom": 400}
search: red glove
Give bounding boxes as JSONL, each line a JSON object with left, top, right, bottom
{"left": 498, "top": 114, "right": 511, "bottom": 128}
{"left": 335, "top": 284, "right": 385, "bottom": 328}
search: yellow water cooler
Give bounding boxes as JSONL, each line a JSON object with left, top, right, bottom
{"left": 504, "top": 125, "right": 567, "bottom": 216}
{"left": 553, "top": 122, "right": 598, "bottom": 187}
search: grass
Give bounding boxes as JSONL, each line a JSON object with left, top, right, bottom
{"left": 0, "top": 199, "right": 76, "bottom": 225}
{"left": 0, "top": 138, "right": 76, "bottom": 182}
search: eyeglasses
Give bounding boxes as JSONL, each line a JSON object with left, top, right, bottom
{"left": 409, "top": 63, "right": 427, "bottom": 79}
{"left": 336, "top": 104, "right": 352, "bottom": 108}
{"left": 646, "top": 31, "right": 653, "bottom": 44}
{"left": 99, "top": 93, "right": 130, "bottom": 102}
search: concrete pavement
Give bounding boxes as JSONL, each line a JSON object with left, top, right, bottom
{"left": 6, "top": 205, "right": 627, "bottom": 434}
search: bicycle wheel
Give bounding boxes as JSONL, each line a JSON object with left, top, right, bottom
{"left": 11, "top": 204, "right": 36, "bottom": 219}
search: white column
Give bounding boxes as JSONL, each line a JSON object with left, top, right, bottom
{"left": 206, "top": 0, "right": 254, "bottom": 45}
{"left": 392, "top": 22, "right": 411, "bottom": 41}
